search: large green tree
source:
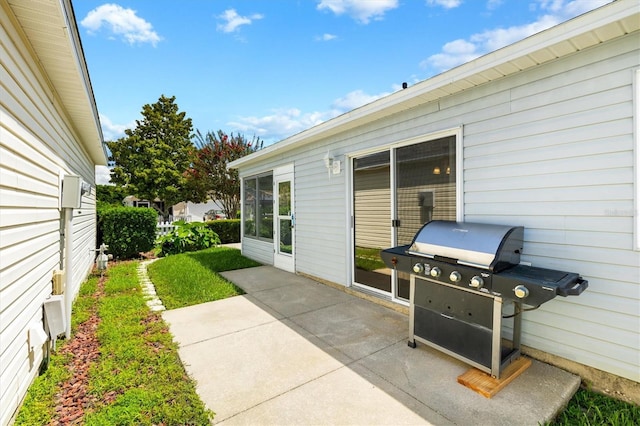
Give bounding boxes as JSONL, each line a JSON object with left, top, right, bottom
{"left": 96, "top": 184, "right": 128, "bottom": 207}
{"left": 190, "top": 130, "right": 263, "bottom": 219}
{"left": 107, "top": 95, "right": 194, "bottom": 219}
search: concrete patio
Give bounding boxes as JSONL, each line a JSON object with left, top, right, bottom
{"left": 161, "top": 265, "right": 580, "bottom": 425}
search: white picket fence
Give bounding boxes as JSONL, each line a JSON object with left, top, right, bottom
{"left": 156, "top": 221, "right": 176, "bottom": 237}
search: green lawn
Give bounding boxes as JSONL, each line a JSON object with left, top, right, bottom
{"left": 355, "top": 246, "right": 387, "bottom": 271}
{"left": 15, "top": 262, "right": 212, "bottom": 425}
{"left": 15, "top": 247, "right": 637, "bottom": 425}
{"left": 146, "top": 246, "right": 261, "bottom": 309}
{"left": 550, "top": 386, "right": 639, "bottom": 425}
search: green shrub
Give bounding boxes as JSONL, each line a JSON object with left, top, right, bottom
{"left": 205, "top": 219, "right": 240, "bottom": 243}
{"left": 156, "top": 221, "right": 220, "bottom": 256}
{"left": 96, "top": 204, "right": 112, "bottom": 247}
{"left": 101, "top": 207, "right": 157, "bottom": 259}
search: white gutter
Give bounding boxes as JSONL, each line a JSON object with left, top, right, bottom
{"left": 229, "top": 0, "right": 639, "bottom": 170}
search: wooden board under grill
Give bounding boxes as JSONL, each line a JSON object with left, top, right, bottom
{"left": 457, "top": 356, "right": 532, "bottom": 398}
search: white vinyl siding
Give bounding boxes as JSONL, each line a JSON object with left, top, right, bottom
{"left": 461, "top": 34, "right": 639, "bottom": 382}
{"left": 0, "top": 11, "right": 98, "bottom": 426}
{"left": 288, "top": 144, "right": 350, "bottom": 286}
{"left": 240, "top": 237, "right": 274, "bottom": 266}
{"left": 236, "top": 31, "right": 639, "bottom": 383}
{"left": 635, "top": 68, "right": 640, "bottom": 251}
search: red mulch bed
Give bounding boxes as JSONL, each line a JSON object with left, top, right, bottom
{"left": 50, "top": 273, "right": 116, "bottom": 425}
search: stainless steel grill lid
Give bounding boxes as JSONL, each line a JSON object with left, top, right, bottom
{"left": 407, "top": 221, "right": 524, "bottom": 271}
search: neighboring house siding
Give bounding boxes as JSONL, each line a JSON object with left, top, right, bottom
{"left": 238, "top": 31, "right": 639, "bottom": 382}
{"left": 354, "top": 167, "right": 390, "bottom": 249}
{"left": 396, "top": 182, "right": 456, "bottom": 244}
{"left": 0, "top": 12, "right": 97, "bottom": 426}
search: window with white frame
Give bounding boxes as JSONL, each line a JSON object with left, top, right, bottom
{"left": 243, "top": 173, "right": 273, "bottom": 241}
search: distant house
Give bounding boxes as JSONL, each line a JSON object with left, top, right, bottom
{"left": 172, "top": 200, "right": 226, "bottom": 221}
{"left": 123, "top": 197, "right": 225, "bottom": 221}
{"left": 229, "top": 1, "right": 640, "bottom": 392}
{"left": 123, "top": 195, "right": 171, "bottom": 218}
{"left": 0, "top": 1, "right": 106, "bottom": 424}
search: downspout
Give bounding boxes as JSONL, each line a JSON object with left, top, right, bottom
{"left": 63, "top": 206, "right": 73, "bottom": 339}
{"left": 60, "top": 174, "right": 83, "bottom": 339}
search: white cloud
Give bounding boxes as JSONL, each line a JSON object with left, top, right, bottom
{"left": 421, "top": 39, "right": 479, "bottom": 71}
{"left": 317, "top": 0, "right": 399, "bottom": 24}
{"left": 80, "top": 4, "right": 161, "bottom": 46}
{"left": 426, "top": 0, "right": 462, "bottom": 9}
{"left": 228, "top": 89, "right": 390, "bottom": 142}
{"left": 331, "top": 89, "right": 389, "bottom": 111}
{"left": 228, "top": 108, "right": 331, "bottom": 142}
{"left": 217, "top": 9, "right": 264, "bottom": 33}
{"left": 533, "top": 0, "right": 611, "bottom": 17}
{"left": 421, "top": 0, "right": 612, "bottom": 73}
{"left": 471, "top": 14, "right": 560, "bottom": 52}
{"left": 486, "top": 0, "right": 503, "bottom": 10}
{"left": 99, "top": 113, "right": 133, "bottom": 141}
{"left": 316, "top": 33, "right": 338, "bottom": 41}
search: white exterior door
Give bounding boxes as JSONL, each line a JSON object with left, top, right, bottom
{"left": 273, "top": 165, "right": 294, "bottom": 272}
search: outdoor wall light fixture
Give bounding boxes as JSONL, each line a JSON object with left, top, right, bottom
{"left": 323, "top": 152, "right": 341, "bottom": 177}
{"left": 324, "top": 152, "right": 334, "bottom": 177}
{"left": 323, "top": 152, "right": 334, "bottom": 169}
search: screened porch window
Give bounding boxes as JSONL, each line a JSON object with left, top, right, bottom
{"left": 243, "top": 174, "right": 273, "bottom": 241}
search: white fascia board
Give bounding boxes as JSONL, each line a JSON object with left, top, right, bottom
{"left": 229, "top": 0, "right": 639, "bottom": 171}
{"left": 60, "top": 0, "right": 107, "bottom": 165}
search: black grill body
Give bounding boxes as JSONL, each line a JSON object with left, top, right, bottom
{"left": 412, "top": 278, "right": 497, "bottom": 369}
{"left": 381, "top": 220, "right": 588, "bottom": 378}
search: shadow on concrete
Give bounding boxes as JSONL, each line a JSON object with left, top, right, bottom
{"left": 161, "top": 265, "right": 579, "bottom": 425}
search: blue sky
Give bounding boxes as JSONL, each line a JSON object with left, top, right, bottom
{"left": 73, "top": 0, "right": 612, "bottom": 183}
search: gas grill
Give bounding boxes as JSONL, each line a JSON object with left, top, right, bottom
{"left": 381, "top": 220, "right": 588, "bottom": 378}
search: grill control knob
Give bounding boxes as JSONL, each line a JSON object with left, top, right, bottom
{"left": 514, "top": 285, "right": 529, "bottom": 299}
{"left": 429, "top": 267, "right": 441, "bottom": 278}
{"left": 413, "top": 263, "right": 424, "bottom": 274}
{"left": 470, "top": 276, "right": 484, "bottom": 288}
{"left": 449, "top": 271, "right": 462, "bottom": 283}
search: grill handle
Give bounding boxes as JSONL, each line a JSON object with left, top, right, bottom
{"left": 560, "top": 278, "right": 589, "bottom": 297}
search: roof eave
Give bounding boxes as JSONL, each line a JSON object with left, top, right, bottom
{"left": 62, "top": 0, "right": 107, "bottom": 166}
{"left": 6, "top": 0, "right": 107, "bottom": 166}
{"left": 229, "top": 0, "right": 639, "bottom": 170}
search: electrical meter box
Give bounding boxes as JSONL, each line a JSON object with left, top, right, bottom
{"left": 61, "top": 175, "right": 82, "bottom": 208}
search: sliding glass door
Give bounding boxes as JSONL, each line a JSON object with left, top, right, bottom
{"left": 352, "top": 135, "right": 457, "bottom": 301}
{"left": 353, "top": 151, "right": 392, "bottom": 294}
